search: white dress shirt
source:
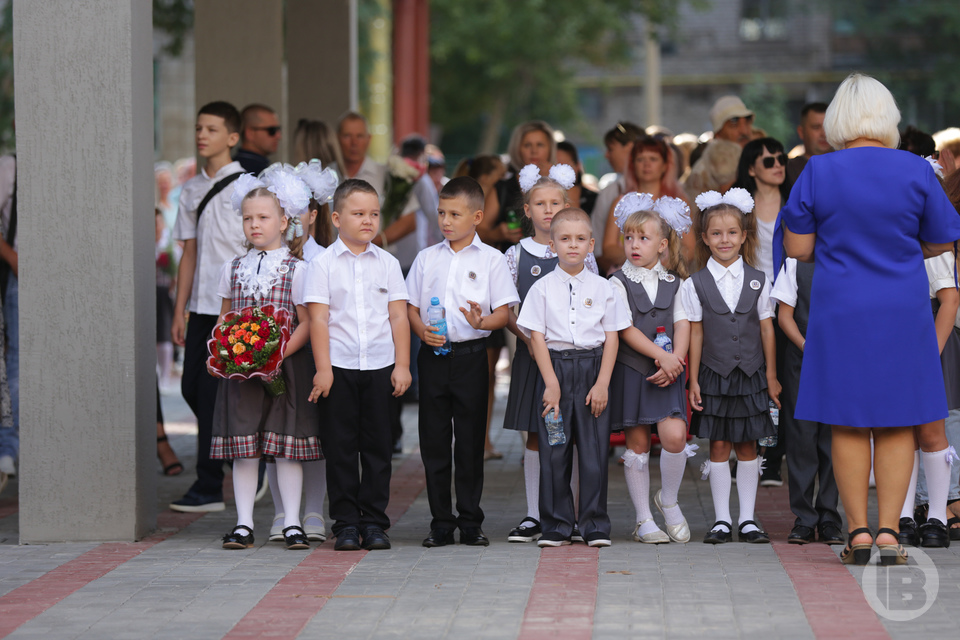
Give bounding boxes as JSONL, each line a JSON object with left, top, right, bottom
{"left": 174, "top": 160, "right": 247, "bottom": 315}
{"left": 505, "top": 237, "right": 598, "bottom": 287}
{"left": 301, "top": 236, "right": 323, "bottom": 263}
{"left": 303, "top": 238, "right": 408, "bottom": 370}
{"left": 923, "top": 251, "right": 960, "bottom": 329}
{"left": 517, "top": 265, "right": 630, "bottom": 350}
{"left": 406, "top": 233, "right": 519, "bottom": 343}
{"left": 610, "top": 261, "right": 687, "bottom": 324}
{"left": 770, "top": 258, "right": 798, "bottom": 308}
{"left": 680, "top": 256, "right": 774, "bottom": 321}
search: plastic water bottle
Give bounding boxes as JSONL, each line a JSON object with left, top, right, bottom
{"left": 506, "top": 209, "right": 522, "bottom": 230}
{"left": 759, "top": 401, "right": 779, "bottom": 448}
{"left": 544, "top": 409, "right": 566, "bottom": 446}
{"left": 427, "top": 297, "right": 451, "bottom": 355}
{"left": 653, "top": 326, "right": 673, "bottom": 353}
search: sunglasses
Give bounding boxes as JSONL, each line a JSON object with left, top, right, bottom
{"left": 251, "top": 125, "right": 282, "bottom": 136}
{"left": 761, "top": 154, "right": 786, "bottom": 169}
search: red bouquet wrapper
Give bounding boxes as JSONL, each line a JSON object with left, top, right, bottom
{"left": 206, "top": 305, "right": 292, "bottom": 396}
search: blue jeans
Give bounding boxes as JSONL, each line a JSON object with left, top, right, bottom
{"left": 0, "top": 273, "right": 18, "bottom": 459}
{"left": 916, "top": 408, "right": 960, "bottom": 504}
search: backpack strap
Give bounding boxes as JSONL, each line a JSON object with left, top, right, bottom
{"left": 197, "top": 172, "right": 243, "bottom": 221}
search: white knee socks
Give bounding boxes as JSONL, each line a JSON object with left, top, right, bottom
{"left": 708, "top": 461, "right": 732, "bottom": 532}
{"left": 922, "top": 448, "right": 952, "bottom": 524}
{"left": 659, "top": 449, "right": 688, "bottom": 526}
{"left": 302, "top": 459, "right": 327, "bottom": 520}
{"left": 901, "top": 450, "right": 920, "bottom": 519}
{"left": 274, "top": 458, "right": 304, "bottom": 529}
{"left": 623, "top": 450, "right": 658, "bottom": 536}
{"left": 267, "top": 462, "right": 283, "bottom": 519}
{"left": 232, "top": 458, "right": 260, "bottom": 530}
{"left": 736, "top": 458, "right": 760, "bottom": 533}
{"left": 523, "top": 448, "right": 540, "bottom": 521}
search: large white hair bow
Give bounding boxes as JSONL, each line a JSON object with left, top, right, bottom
{"left": 924, "top": 155, "right": 945, "bottom": 179}
{"left": 293, "top": 159, "right": 339, "bottom": 204}
{"left": 258, "top": 164, "right": 313, "bottom": 219}
{"left": 653, "top": 196, "right": 692, "bottom": 237}
{"left": 230, "top": 173, "right": 267, "bottom": 213}
{"left": 694, "top": 187, "right": 754, "bottom": 215}
{"left": 613, "top": 192, "right": 656, "bottom": 231}
{"left": 548, "top": 164, "right": 576, "bottom": 190}
{"left": 518, "top": 164, "right": 542, "bottom": 192}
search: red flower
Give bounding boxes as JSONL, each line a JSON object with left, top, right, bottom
{"left": 253, "top": 339, "right": 264, "bottom": 351}
{"left": 220, "top": 336, "right": 229, "bottom": 348}
{"left": 258, "top": 326, "right": 270, "bottom": 338}
{"left": 157, "top": 253, "right": 170, "bottom": 269}
{"left": 242, "top": 314, "right": 253, "bottom": 323}
{"left": 237, "top": 352, "right": 253, "bottom": 364}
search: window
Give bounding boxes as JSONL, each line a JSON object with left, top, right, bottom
{"left": 740, "top": 0, "right": 788, "bottom": 41}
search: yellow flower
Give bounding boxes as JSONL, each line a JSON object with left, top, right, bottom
{"left": 241, "top": 323, "right": 250, "bottom": 330}
{"left": 250, "top": 323, "right": 260, "bottom": 332}
{"left": 227, "top": 335, "right": 237, "bottom": 345}
{"left": 232, "top": 343, "right": 246, "bottom": 355}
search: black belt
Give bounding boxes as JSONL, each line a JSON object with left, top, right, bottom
{"left": 550, "top": 346, "right": 604, "bottom": 360}
{"left": 446, "top": 337, "right": 487, "bottom": 357}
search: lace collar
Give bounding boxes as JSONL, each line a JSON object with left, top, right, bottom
{"left": 236, "top": 247, "right": 291, "bottom": 301}
{"left": 621, "top": 261, "right": 668, "bottom": 285}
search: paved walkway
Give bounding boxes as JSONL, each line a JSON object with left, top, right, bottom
{"left": 0, "top": 381, "right": 957, "bottom": 639}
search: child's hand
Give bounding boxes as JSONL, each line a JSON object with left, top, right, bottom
{"left": 541, "top": 384, "right": 561, "bottom": 421}
{"left": 586, "top": 383, "right": 608, "bottom": 418}
{"left": 171, "top": 315, "right": 187, "bottom": 347}
{"left": 655, "top": 351, "right": 684, "bottom": 381}
{"left": 459, "top": 300, "right": 484, "bottom": 330}
{"left": 309, "top": 368, "right": 334, "bottom": 403}
{"left": 646, "top": 368, "right": 675, "bottom": 388}
{"left": 421, "top": 324, "right": 447, "bottom": 348}
{"left": 499, "top": 222, "right": 523, "bottom": 244}
{"left": 391, "top": 366, "right": 412, "bottom": 398}
{"left": 767, "top": 376, "right": 782, "bottom": 410}
{"left": 688, "top": 381, "right": 703, "bottom": 412}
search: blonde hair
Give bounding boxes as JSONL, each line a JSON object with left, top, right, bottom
{"left": 506, "top": 121, "right": 557, "bottom": 170}
{"left": 824, "top": 73, "right": 901, "bottom": 150}
{"left": 523, "top": 177, "right": 570, "bottom": 206}
{"left": 241, "top": 187, "right": 304, "bottom": 260}
{"left": 694, "top": 204, "right": 757, "bottom": 271}
{"left": 621, "top": 211, "right": 688, "bottom": 278}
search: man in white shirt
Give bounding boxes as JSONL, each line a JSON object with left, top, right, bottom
{"left": 336, "top": 112, "right": 386, "bottom": 197}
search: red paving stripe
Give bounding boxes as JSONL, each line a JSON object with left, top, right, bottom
{"left": 758, "top": 487, "right": 892, "bottom": 640}
{"left": 0, "top": 510, "right": 204, "bottom": 638}
{"left": 518, "top": 545, "right": 599, "bottom": 640}
{"left": 223, "top": 451, "right": 427, "bottom": 640}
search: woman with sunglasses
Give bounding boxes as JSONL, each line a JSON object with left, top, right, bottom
{"left": 733, "top": 138, "right": 790, "bottom": 283}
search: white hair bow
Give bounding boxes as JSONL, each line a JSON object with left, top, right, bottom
{"left": 924, "top": 155, "right": 945, "bottom": 179}
{"left": 230, "top": 173, "right": 267, "bottom": 213}
{"left": 548, "top": 164, "right": 577, "bottom": 190}
{"left": 694, "top": 187, "right": 754, "bottom": 215}
{"left": 258, "top": 164, "right": 313, "bottom": 219}
{"left": 613, "top": 192, "right": 655, "bottom": 230}
{"left": 653, "top": 196, "right": 692, "bottom": 237}
{"left": 518, "top": 164, "right": 541, "bottom": 193}
{"left": 294, "top": 159, "right": 339, "bottom": 204}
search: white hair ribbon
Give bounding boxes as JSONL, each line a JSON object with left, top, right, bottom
{"left": 518, "top": 164, "right": 542, "bottom": 193}
{"left": 613, "top": 192, "right": 656, "bottom": 231}
{"left": 294, "top": 159, "right": 339, "bottom": 204}
{"left": 258, "top": 164, "right": 313, "bottom": 219}
{"left": 548, "top": 163, "right": 577, "bottom": 190}
{"left": 653, "top": 196, "right": 693, "bottom": 237}
{"left": 230, "top": 174, "right": 267, "bottom": 213}
{"left": 695, "top": 187, "right": 754, "bottom": 215}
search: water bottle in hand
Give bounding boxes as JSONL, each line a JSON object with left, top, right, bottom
{"left": 759, "top": 401, "right": 778, "bottom": 448}
{"left": 544, "top": 409, "right": 566, "bottom": 446}
{"left": 653, "top": 326, "right": 673, "bottom": 353}
{"left": 427, "top": 297, "right": 451, "bottom": 355}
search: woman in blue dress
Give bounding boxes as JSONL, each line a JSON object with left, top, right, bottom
{"left": 780, "top": 74, "right": 960, "bottom": 565}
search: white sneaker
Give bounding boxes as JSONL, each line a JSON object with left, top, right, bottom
{"left": 0, "top": 455, "right": 15, "bottom": 477}
{"left": 303, "top": 512, "right": 327, "bottom": 542}
{"left": 537, "top": 536, "right": 571, "bottom": 547}
{"left": 586, "top": 536, "right": 612, "bottom": 548}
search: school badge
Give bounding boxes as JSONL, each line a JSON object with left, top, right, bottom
{"left": 277, "top": 264, "right": 290, "bottom": 274}
{"left": 468, "top": 271, "right": 477, "bottom": 281}
{"left": 749, "top": 279, "right": 761, "bottom": 290}
{"left": 662, "top": 273, "right": 676, "bottom": 283}
{"left": 530, "top": 265, "right": 541, "bottom": 277}
{"left": 583, "top": 298, "right": 593, "bottom": 308}
{"left": 378, "top": 287, "right": 388, "bottom": 294}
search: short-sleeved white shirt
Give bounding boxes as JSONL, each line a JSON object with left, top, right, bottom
{"left": 303, "top": 238, "right": 408, "bottom": 370}
{"left": 505, "top": 237, "right": 598, "bottom": 289}
{"left": 406, "top": 233, "right": 519, "bottom": 343}
{"left": 517, "top": 265, "right": 630, "bottom": 350}
{"left": 680, "top": 257, "right": 774, "bottom": 321}
{"left": 770, "top": 258, "right": 799, "bottom": 308}
{"left": 609, "top": 261, "right": 687, "bottom": 325}
{"left": 174, "top": 161, "right": 247, "bottom": 315}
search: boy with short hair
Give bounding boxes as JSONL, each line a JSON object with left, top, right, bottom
{"left": 305, "top": 178, "right": 411, "bottom": 551}
{"left": 518, "top": 207, "right": 630, "bottom": 547}
{"left": 406, "top": 176, "right": 519, "bottom": 547}
{"left": 170, "top": 101, "right": 247, "bottom": 512}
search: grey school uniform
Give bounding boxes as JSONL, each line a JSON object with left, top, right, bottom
{"left": 503, "top": 246, "right": 558, "bottom": 431}
{"left": 690, "top": 264, "right": 774, "bottom": 443}
{"left": 609, "top": 270, "right": 687, "bottom": 430}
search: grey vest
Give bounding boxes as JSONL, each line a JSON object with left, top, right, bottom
{"left": 517, "top": 245, "right": 558, "bottom": 305}
{"left": 691, "top": 264, "right": 765, "bottom": 377}
{"left": 794, "top": 260, "right": 813, "bottom": 336}
{"left": 611, "top": 270, "right": 681, "bottom": 375}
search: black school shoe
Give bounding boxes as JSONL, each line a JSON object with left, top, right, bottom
{"left": 508, "top": 518, "right": 542, "bottom": 543}
{"left": 818, "top": 523, "right": 844, "bottom": 545}
{"left": 738, "top": 520, "right": 770, "bottom": 544}
{"left": 919, "top": 518, "right": 951, "bottom": 548}
{"left": 422, "top": 528, "right": 456, "bottom": 548}
{"left": 222, "top": 525, "right": 255, "bottom": 549}
{"left": 334, "top": 526, "right": 362, "bottom": 551}
{"left": 898, "top": 517, "right": 920, "bottom": 547}
{"left": 283, "top": 525, "right": 310, "bottom": 550}
{"left": 703, "top": 521, "right": 733, "bottom": 544}
{"left": 787, "top": 524, "right": 816, "bottom": 544}
{"left": 460, "top": 527, "right": 490, "bottom": 546}
{"left": 361, "top": 526, "right": 391, "bottom": 550}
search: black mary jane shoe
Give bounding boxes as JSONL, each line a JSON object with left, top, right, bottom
{"left": 283, "top": 525, "right": 310, "bottom": 550}
{"left": 898, "top": 517, "right": 920, "bottom": 547}
{"left": 818, "top": 523, "right": 844, "bottom": 545}
{"left": 788, "top": 524, "right": 816, "bottom": 544}
{"left": 919, "top": 518, "right": 951, "bottom": 548}
{"left": 738, "top": 520, "right": 770, "bottom": 544}
{"left": 222, "top": 525, "right": 255, "bottom": 550}
{"left": 840, "top": 527, "right": 873, "bottom": 566}
{"left": 703, "top": 520, "right": 733, "bottom": 544}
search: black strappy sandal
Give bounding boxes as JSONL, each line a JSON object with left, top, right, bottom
{"left": 840, "top": 527, "right": 872, "bottom": 565}
{"left": 283, "top": 525, "right": 310, "bottom": 550}
{"left": 876, "top": 527, "right": 907, "bottom": 566}
{"left": 157, "top": 436, "right": 183, "bottom": 476}
{"left": 222, "top": 525, "right": 255, "bottom": 549}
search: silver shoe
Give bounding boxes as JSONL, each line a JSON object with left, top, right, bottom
{"left": 655, "top": 490, "right": 691, "bottom": 543}
{"left": 633, "top": 518, "right": 670, "bottom": 544}
{"left": 303, "top": 512, "right": 327, "bottom": 542}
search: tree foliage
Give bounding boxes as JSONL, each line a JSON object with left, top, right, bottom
{"left": 154, "top": 0, "right": 194, "bottom": 57}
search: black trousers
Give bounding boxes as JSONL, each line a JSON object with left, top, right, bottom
{"left": 781, "top": 342, "right": 841, "bottom": 528}
{"left": 181, "top": 313, "right": 225, "bottom": 496}
{"left": 536, "top": 348, "right": 611, "bottom": 539}
{"left": 417, "top": 341, "right": 488, "bottom": 531}
{"left": 322, "top": 366, "right": 396, "bottom": 536}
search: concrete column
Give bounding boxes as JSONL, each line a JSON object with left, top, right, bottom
{"left": 194, "top": 0, "right": 285, "bottom": 159}
{"left": 13, "top": 1, "right": 155, "bottom": 542}
{"left": 287, "top": 0, "right": 358, "bottom": 133}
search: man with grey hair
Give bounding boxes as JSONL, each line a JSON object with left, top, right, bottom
{"left": 336, "top": 111, "right": 386, "bottom": 197}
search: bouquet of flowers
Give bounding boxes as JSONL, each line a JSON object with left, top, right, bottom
{"left": 206, "top": 305, "right": 292, "bottom": 396}
{"left": 381, "top": 155, "right": 425, "bottom": 228}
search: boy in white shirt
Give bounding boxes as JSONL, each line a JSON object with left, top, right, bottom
{"left": 406, "top": 177, "right": 519, "bottom": 547}
{"left": 517, "top": 208, "right": 630, "bottom": 547}
{"left": 305, "top": 179, "right": 411, "bottom": 552}
{"left": 170, "top": 101, "right": 247, "bottom": 513}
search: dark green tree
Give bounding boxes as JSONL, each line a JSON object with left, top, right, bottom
{"left": 0, "top": 2, "right": 13, "bottom": 153}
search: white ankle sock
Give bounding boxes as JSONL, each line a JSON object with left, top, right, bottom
{"left": 232, "top": 458, "right": 260, "bottom": 531}
{"left": 659, "top": 449, "right": 688, "bottom": 526}
{"left": 623, "top": 450, "right": 653, "bottom": 526}
{"left": 571, "top": 445, "right": 580, "bottom": 518}
{"left": 901, "top": 450, "right": 920, "bottom": 519}
{"left": 302, "top": 459, "right": 327, "bottom": 520}
{"left": 266, "top": 461, "right": 283, "bottom": 519}
{"left": 736, "top": 458, "right": 760, "bottom": 533}
{"left": 922, "top": 448, "right": 951, "bottom": 524}
{"left": 709, "top": 461, "right": 732, "bottom": 532}
{"left": 274, "top": 458, "right": 304, "bottom": 529}
{"left": 523, "top": 448, "right": 540, "bottom": 521}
